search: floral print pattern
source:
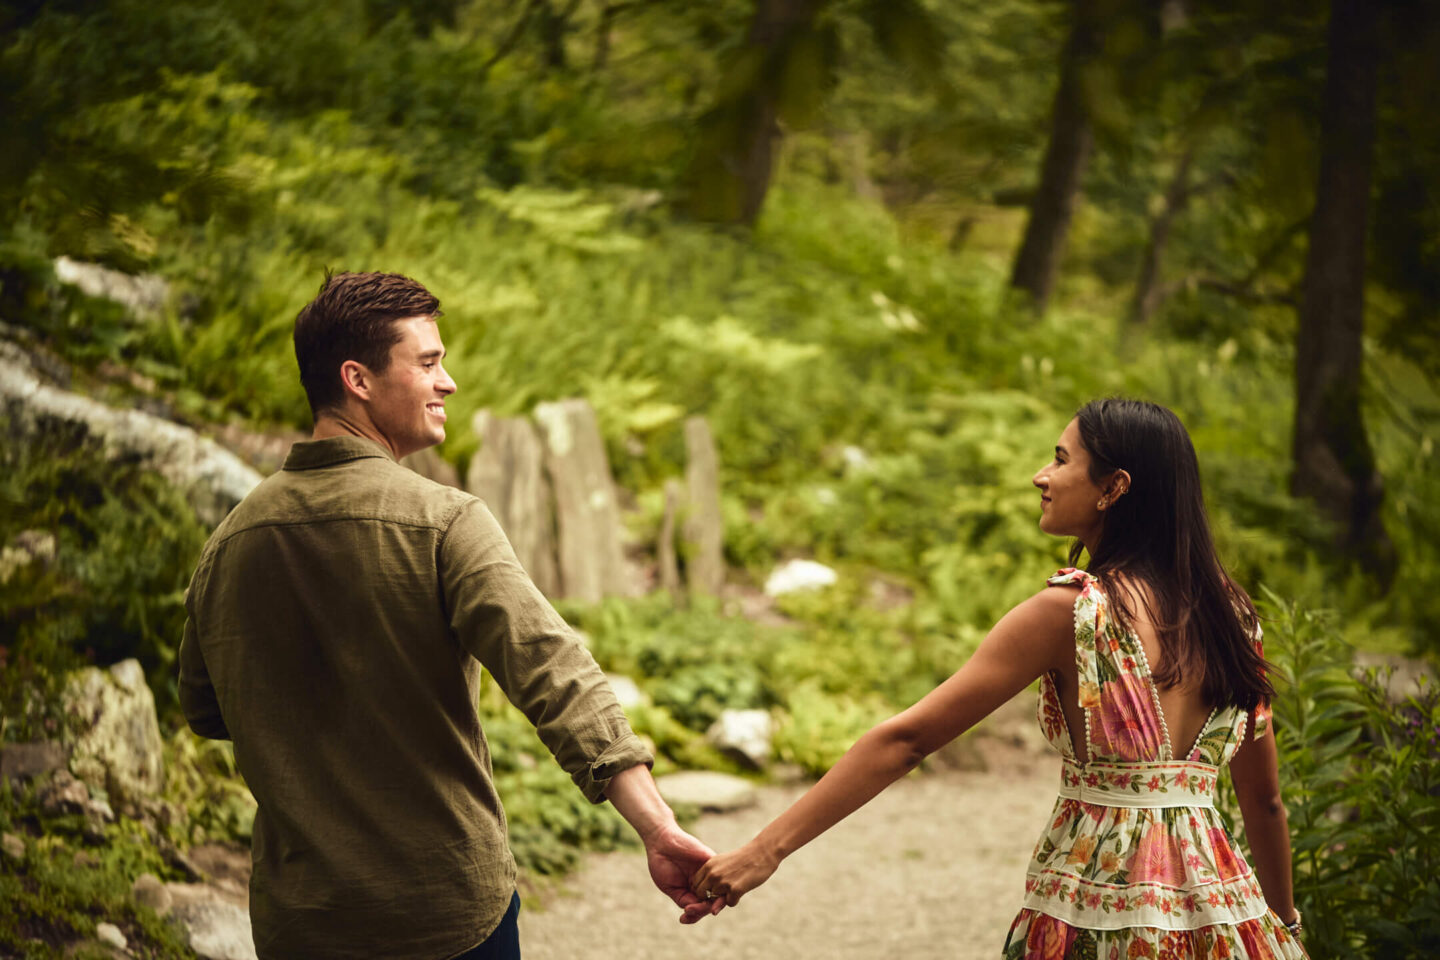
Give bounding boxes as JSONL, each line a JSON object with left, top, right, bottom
{"left": 1003, "top": 569, "right": 1305, "bottom": 959}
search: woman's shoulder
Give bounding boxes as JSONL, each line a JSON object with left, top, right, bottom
{"left": 1009, "top": 581, "right": 1088, "bottom": 638}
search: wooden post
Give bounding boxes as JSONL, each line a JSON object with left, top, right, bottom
{"left": 534, "top": 399, "right": 631, "bottom": 602}
{"left": 465, "top": 411, "right": 561, "bottom": 597}
{"left": 658, "top": 478, "right": 683, "bottom": 602}
{"left": 683, "top": 416, "right": 725, "bottom": 596}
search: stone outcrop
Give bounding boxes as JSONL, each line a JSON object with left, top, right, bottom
{"left": 1, "top": 341, "right": 261, "bottom": 526}
{"left": 63, "top": 659, "right": 166, "bottom": 806}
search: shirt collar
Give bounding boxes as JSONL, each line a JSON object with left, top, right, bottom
{"left": 283, "top": 435, "right": 397, "bottom": 470}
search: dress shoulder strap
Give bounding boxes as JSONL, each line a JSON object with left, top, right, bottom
{"left": 1046, "top": 568, "right": 1105, "bottom": 710}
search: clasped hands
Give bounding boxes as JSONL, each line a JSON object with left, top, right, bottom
{"left": 648, "top": 827, "right": 779, "bottom": 923}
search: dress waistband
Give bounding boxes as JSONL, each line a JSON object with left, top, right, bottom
{"left": 1058, "top": 757, "right": 1220, "bottom": 809}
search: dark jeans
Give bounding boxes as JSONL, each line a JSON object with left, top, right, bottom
{"left": 449, "top": 892, "right": 521, "bottom": 960}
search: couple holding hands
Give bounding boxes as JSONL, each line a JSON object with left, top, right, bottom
{"left": 179, "top": 272, "right": 1306, "bottom": 959}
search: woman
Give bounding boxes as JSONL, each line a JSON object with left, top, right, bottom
{"left": 693, "top": 398, "right": 1307, "bottom": 958}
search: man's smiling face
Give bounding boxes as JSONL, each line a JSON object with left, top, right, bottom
{"left": 365, "top": 316, "right": 456, "bottom": 460}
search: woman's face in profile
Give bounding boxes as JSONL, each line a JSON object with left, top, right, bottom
{"left": 1033, "top": 418, "right": 1107, "bottom": 545}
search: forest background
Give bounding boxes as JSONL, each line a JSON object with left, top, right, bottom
{"left": 1, "top": 0, "right": 1438, "bottom": 957}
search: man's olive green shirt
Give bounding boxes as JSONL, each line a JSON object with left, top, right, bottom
{"left": 178, "top": 437, "right": 651, "bottom": 960}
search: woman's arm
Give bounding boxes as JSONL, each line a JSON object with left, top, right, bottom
{"left": 1228, "top": 712, "right": 1299, "bottom": 924}
{"left": 691, "top": 588, "right": 1076, "bottom": 906}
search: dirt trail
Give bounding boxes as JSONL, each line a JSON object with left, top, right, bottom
{"left": 518, "top": 734, "right": 1057, "bottom": 960}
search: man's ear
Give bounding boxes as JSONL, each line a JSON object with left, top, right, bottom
{"left": 339, "top": 360, "right": 372, "bottom": 402}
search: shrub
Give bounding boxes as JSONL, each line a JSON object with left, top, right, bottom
{"left": 1244, "top": 592, "right": 1440, "bottom": 959}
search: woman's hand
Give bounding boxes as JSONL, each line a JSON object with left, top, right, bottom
{"left": 691, "top": 839, "right": 782, "bottom": 907}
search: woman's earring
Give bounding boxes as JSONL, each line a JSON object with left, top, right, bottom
{"left": 1096, "top": 499, "right": 1107, "bottom": 510}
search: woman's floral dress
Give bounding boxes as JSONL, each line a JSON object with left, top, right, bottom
{"left": 1003, "top": 569, "right": 1307, "bottom": 960}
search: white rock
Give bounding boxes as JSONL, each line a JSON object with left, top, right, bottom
{"left": 54, "top": 256, "right": 169, "bottom": 318}
{"left": 841, "top": 445, "right": 872, "bottom": 473}
{"left": 95, "top": 922, "right": 127, "bottom": 951}
{"left": 132, "top": 873, "right": 173, "bottom": 915}
{"left": 64, "top": 658, "right": 165, "bottom": 805}
{"left": 764, "top": 559, "right": 838, "bottom": 597}
{"left": 605, "top": 674, "right": 649, "bottom": 709}
{"left": 655, "top": 771, "right": 757, "bottom": 812}
{"left": 172, "top": 901, "right": 258, "bottom": 960}
{"left": 705, "top": 709, "right": 774, "bottom": 769}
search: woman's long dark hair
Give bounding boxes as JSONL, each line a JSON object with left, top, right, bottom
{"left": 1068, "top": 398, "right": 1273, "bottom": 711}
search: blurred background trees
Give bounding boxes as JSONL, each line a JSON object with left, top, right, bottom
{"left": 3, "top": 0, "right": 1436, "bottom": 670}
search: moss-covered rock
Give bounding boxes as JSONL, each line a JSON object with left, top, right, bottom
{"left": 64, "top": 660, "right": 165, "bottom": 807}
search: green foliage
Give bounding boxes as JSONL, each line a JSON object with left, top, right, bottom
{"left": 0, "top": 782, "right": 194, "bottom": 959}
{"left": 1241, "top": 592, "right": 1440, "bottom": 959}
{"left": 163, "top": 730, "right": 257, "bottom": 845}
{"left": 0, "top": 419, "right": 209, "bottom": 742}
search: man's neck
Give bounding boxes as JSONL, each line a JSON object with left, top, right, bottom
{"left": 312, "top": 412, "right": 402, "bottom": 460}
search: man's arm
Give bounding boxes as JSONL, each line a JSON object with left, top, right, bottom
{"left": 441, "top": 499, "right": 718, "bottom": 919}
{"left": 177, "top": 605, "right": 230, "bottom": 741}
{"left": 605, "top": 766, "right": 725, "bottom": 923}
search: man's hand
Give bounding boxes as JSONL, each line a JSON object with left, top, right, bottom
{"left": 603, "top": 764, "right": 725, "bottom": 924}
{"left": 642, "top": 822, "right": 726, "bottom": 924}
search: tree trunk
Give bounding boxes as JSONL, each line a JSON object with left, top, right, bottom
{"left": 1008, "top": 0, "right": 1099, "bottom": 313}
{"left": 1127, "top": 146, "right": 1194, "bottom": 328}
{"left": 1292, "top": 0, "right": 1395, "bottom": 584}
{"left": 687, "top": 0, "right": 819, "bottom": 225}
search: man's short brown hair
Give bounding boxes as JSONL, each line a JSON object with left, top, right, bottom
{"left": 293, "top": 271, "right": 442, "bottom": 417}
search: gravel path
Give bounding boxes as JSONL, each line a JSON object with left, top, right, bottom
{"left": 517, "top": 737, "right": 1057, "bottom": 960}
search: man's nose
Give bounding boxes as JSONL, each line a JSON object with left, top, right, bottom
{"left": 438, "top": 366, "right": 457, "bottom": 395}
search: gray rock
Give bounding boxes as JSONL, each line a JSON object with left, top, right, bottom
{"left": 605, "top": 674, "right": 648, "bottom": 709}
{"left": 1, "top": 832, "right": 24, "bottom": 861}
{"left": 84, "top": 796, "right": 117, "bottom": 826}
{"left": 0, "top": 741, "right": 68, "bottom": 783}
{"left": 171, "top": 900, "right": 258, "bottom": 960}
{"left": 655, "top": 771, "right": 758, "bottom": 813}
{"left": 1, "top": 341, "right": 262, "bottom": 526}
{"left": 763, "top": 559, "right": 837, "bottom": 597}
{"left": 705, "top": 709, "right": 774, "bottom": 770}
{"left": 38, "top": 770, "right": 91, "bottom": 815}
{"left": 94, "top": 922, "right": 127, "bottom": 951}
{"left": 64, "top": 658, "right": 165, "bottom": 805}
{"left": 1354, "top": 651, "right": 1436, "bottom": 705}
{"left": 0, "top": 530, "right": 57, "bottom": 586}
{"left": 133, "top": 873, "right": 174, "bottom": 916}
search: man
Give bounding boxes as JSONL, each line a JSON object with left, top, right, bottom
{"left": 178, "top": 271, "right": 720, "bottom": 959}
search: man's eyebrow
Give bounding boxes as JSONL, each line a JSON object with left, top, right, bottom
{"left": 418, "top": 348, "right": 445, "bottom": 361}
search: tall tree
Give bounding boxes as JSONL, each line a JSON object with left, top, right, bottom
{"left": 686, "top": 0, "right": 826, "bottom": 225}
{"left": 1292, "top": 0, "right": 1395, "bottom": 582}
{"left": 684, "top": 0, "right": 946, "bottom": 226}
{"left": 1007, "top": 0, "right": 1101, "bottom": 313}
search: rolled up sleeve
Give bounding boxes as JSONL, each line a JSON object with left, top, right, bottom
{"left": 440, "top": 499, "right": 651, "bottom": 802}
